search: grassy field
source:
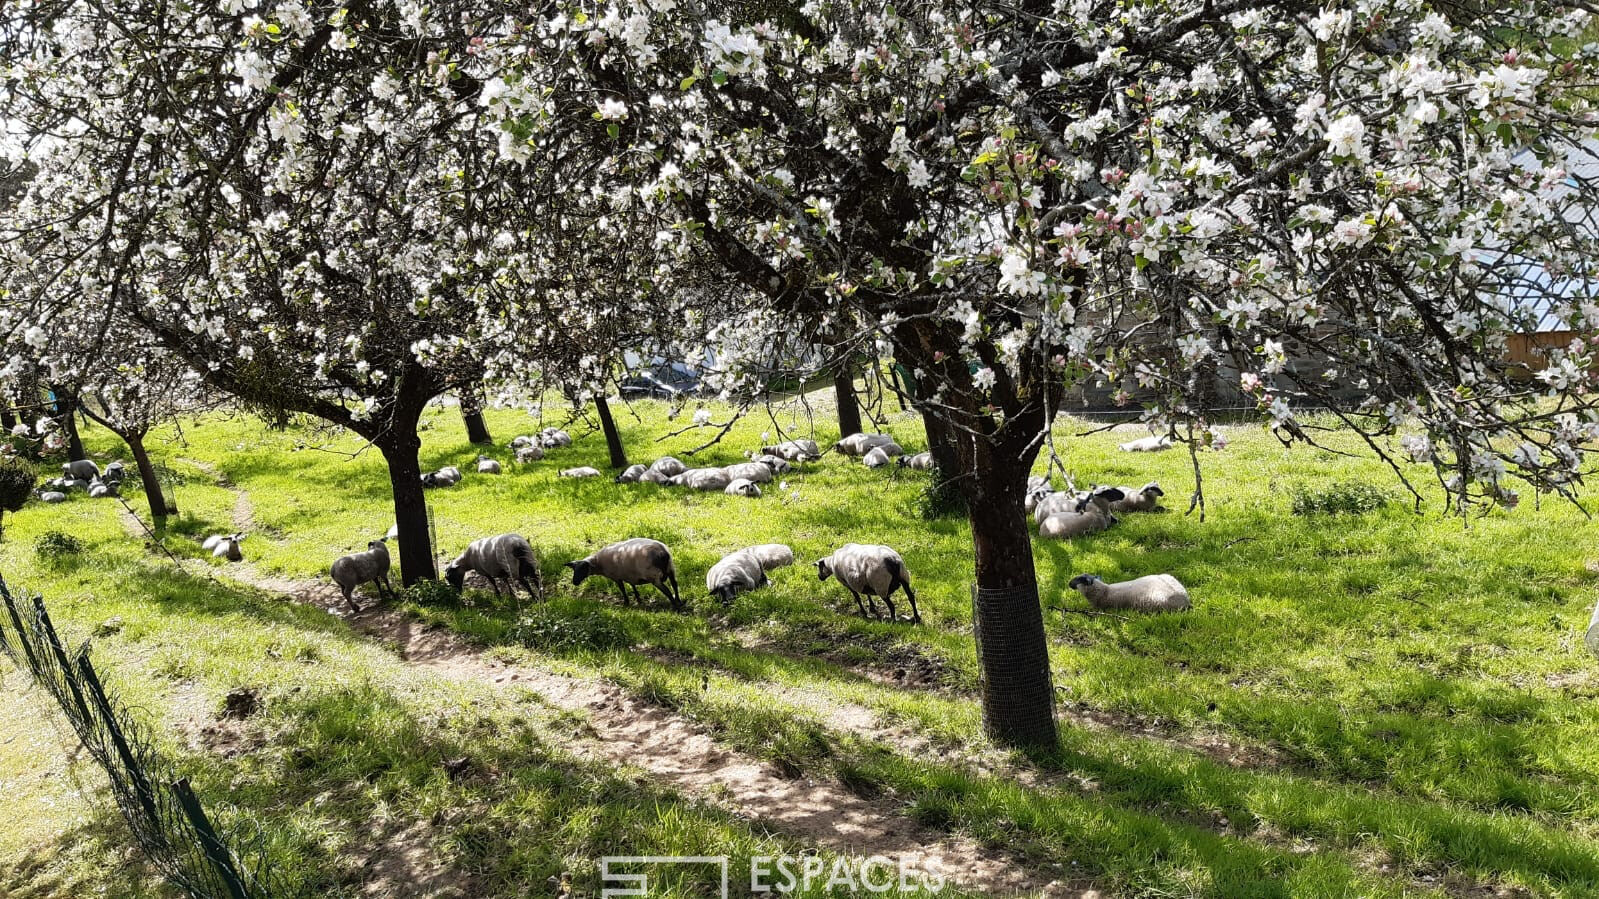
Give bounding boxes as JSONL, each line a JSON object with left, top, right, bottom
{"left": 3, "top": 390, "right": 1599, "bottom": 897}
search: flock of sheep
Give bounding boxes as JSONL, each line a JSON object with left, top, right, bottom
{"left": 38, "top": 458, "right": 127, "bottom": 503}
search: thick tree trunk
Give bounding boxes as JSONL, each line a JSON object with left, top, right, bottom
{"left": 460, "top": 387, "right": 493, "bottom": 445}
{"left": 378, "top": 433, "right": 436, "bottom": 585}
{"left": 922, "top": 412, "right": 963, "bottom": 480}
{"left": 594, "top": 395, "right": 628, "bottom": 468}
{"left": 51, "top": 387, "right": 86, "bottom": 461}
{"left": 833, "top": 363, "right": 863, "bottom": 438}
{"left": 126, "top": 432, "right": 171, "bottom": 519}
{"left": 1, "top": 406, "right": 15, "bottom": 431}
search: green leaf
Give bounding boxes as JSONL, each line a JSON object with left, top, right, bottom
{"left": 607, "top": 122, "right": 619, "bottom": 139}
{"left": 680, "top": 74, "right": 698, "bottom": 91}
{"left": 711, "top": 70, "right": 728, "bottom": 86}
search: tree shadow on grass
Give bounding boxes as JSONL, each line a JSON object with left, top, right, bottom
{"left": 1, "top": 814, "right": 169, "bottom": 899}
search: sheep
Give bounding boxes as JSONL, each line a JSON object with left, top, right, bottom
{"left": 39, "top": 491, "right": 66, "bottom": 503}
{"left": 103, "top": 461, "right": 126, "bottom": 483}
{"left": 744, "top": 543, "right": 795, "bottom": 571}
{"left": 705, "top": 549, "right": 768, "bottom": 604}
{"left": 88, "top": 477, "right": 118, "bottom": 498}
{"left": 62, "top": 459, "right": 99, "bottom": 481}
{"left": 444, "top": 534, "right": 545, "bottom": 604}
{"left": 514, "top": 444, "right": 545, "bottom": 464}
{"left": 1068, "top": 573, "right": 1191, "bottom": 612}
{"left": 510, "top": 435, "right": 535, "bottom": 448}
{"left": 897, "top": 452, "right": 935, "bottom": 471}
{"left": 862, "top": 443, "right": 904, "bottom": 468}
{"left": 649, "top": 456, "right": 687, "bottom": 478}
{"left": 560, "top": 466, "right": 603, "bottom": 478}
{"left": 750, "top": 453, "right": 792, "bottom": 474}
{"left": 1109, "top": 481, "right": 1164, "bottom": 514}
{"left": 668, "top": 467, "right": 731, "bottom": 491}
{"left": 1038, "top": 488, "right": 1125, "bottom": 539}
{"left": 816, "top": 543, "right": 920, "bottom": 624}
{"left": 761, "top": 439, "right": 821, "bottom": 462}
{"left": 330, "top": 540, "right": 393, "bottom": 612}
{"left": 725, "top": 477, "right": 762, "bottom": 498}
{"left": 722, "top": 461, "right": 774, "bottom": 484}
{"left": 1118, "top": 434, "right": 1173, "bottom": 453}
{"left": 539, "top": 428, "right": 573, "bottom": 448}
{"left": 437, "top": 466, "right": 463, "bottom": 483}
{"left": 421, "top": 472, "right": 447, "bottom": 488}
{"left": 60, "top": 478, "right": 89, "bottom": 492}
{"left": 615, "top": 463, "right": 648, "bottom": 483}
{"left": 638, "top": 468, "right": 670, "bottom": 484}
{"left": 1024, "top": 482, "right": 1056, "bottom": 515}
{"left": 565, "top": 538, "right": 681, "bottom": 610}
{"left": 209, "top": 534, "right": 245, "bottom": 562}
{"left": 834, "top": 433, "right": 895, "bottom": 456}
{"left": 476, "top": 455, "right": 502, "bottom": 474}
{"left": 1033, "top": 489, "right": 1093, "bottom": 525}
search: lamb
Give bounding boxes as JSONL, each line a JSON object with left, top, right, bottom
{"left": 60, "top": 478, "right": 89, "bottom": 492}
{"left": 510, "top": 435, "right": 535, "bottom": 448}
{"left": 330, "top": 540, "right": 394, "bottom": 612}
{"left": 1118, "top": 434, "right": 1173, "bottom": 453}
{"left": 1038, "top": 488, "right": 1125, "bottom": 539}
{"left": 1024, "top": 481, "right": 1056, "bottom": 514}
{"left": 1109, "top": 481, "right": 1164, "bottom": 513}
{"left": 103, "top": 461, "right": 126, "bottom": 483}
{"left": 834, "top": 432, "right": 895, "bottom": 456}
{"left": 437, "top": 465, "right": 463, "bottom": 483}
{"left": 539, "top": 428, "right": 573, "bottom": 448}
{"left": 761, "top": 439, "right": 821, "bottom": 462}
{"left": 638, "top": 468, "right": 670, "bottom": 484}
{"left": 209, "top": 534, "right": 245, "bottom": 562}
{"left": 744, "top": 543, "right": 795, "bottom": 571}
{"left": 514, "top": 444, "right": 545, "bottom": 464}
{"left": 816, "top": 543, "right": 920, "bottom": 624}
{"left": 705, "top": 549, "right": 768, "bottom": 604}
{"left": 1033, "top": 489, "right": 1093, "bottom": 525}
{"left": 62, "top": 459, "right": 99, "bottom": 481}
{"left": 897, "top": 452, "right": 935, "bottom": 471}
{"left": 668, "top": 467, "right": 731, "bottom": 491}
{"left": 39, "top": 491, "right": 66, "bottom": 503}
{"left": 476, "top": 455, "right": 502, "bottom": 474}
{"left": 421, "top": 472, "right": 448, "bottom": 488}
{"left": 724, "top": 477, "right": 762, "bottom": 498}
{"left": 88, "top": 477, "right": 118, "bottom": 498}
{"left": 722, "top": 461, "right": 774, "bottom": 484}
{"left": 615, "top": 463, "right": 648, "bottom": 483}
{"left": 649, "top": 456, "right": 687, "bottom": 477}
{"left": 560, "top": 466, "right": 603, "bottom": 478}
{"left": 750, "top": 453, "right": 792, "bottom": 474}
{"left": 1068, "top": 573, "right": 1191, "bottom": 612}
{"left": 445, "top": 534, "right": 545, "bottom": 603}
{"left": 862, "top": 443, "right": 904, "bottom": 468}
{"left": 566, "top": 538, "right": 681, "bottom": 610}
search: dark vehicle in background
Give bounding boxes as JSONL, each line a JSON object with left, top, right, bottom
{"left": 619, "top": 363, "right": 705, "bottom": 399}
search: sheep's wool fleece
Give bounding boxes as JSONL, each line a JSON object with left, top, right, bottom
{"left": 825, "top": 543, "right": 907, "bottom": 596}
{"left": 458, "top": 534, "right": 532, "bottom": 579}
{"left": 745, "top": 543, "right": 794, "bottom": 571}
{"left": 706, "top": 550, "right": 765, "bottom": 592}
{"left": 591, "top": 538, "right": 673, "bottom": 582}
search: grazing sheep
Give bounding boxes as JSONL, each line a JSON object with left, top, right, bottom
{"left": 750, "top": 453, "right": 792, "bottom": 474}
{"left": 834, "top": 433, "right": 895, "bottom": 456}
{"left": 103, "top": 461, "right": 126, "bottom": 483}
{"left": 649, "top": 456, "right": 687, "bottom": 477}
{"left": 724, "top": 477, "right": 762, "bottom": 498}
{"left": 722, "top": 461, "right": 774, "bottom": 484}
{"left": 39, "top": 491, "right": 66, "bottom": 503}
{"left": 897, "top": 452, "right": 935, "bottom": 471}
{"left": 62, "top": 459, "right": 99, "bottom": 481}
{"left": 210, "top": 534, "right": 245, "bottom": 562}
{"left": 1109, "top": 481, "right": 1164, "bottom": 513}
{"left": 1038, "top": 487, "right": 1125, "bottom": 539}
{"left": 476, "top": 455, "right": 502, "bottom": 474}
{"left": 638, "top": 468, "right": 670, "bottom": 484}
{"left": 566, "top": 538, "right": 681, "bottom": 610}
{"left": 615, "top": 464, "right": 648, "bottom": 483}
{"left": 514, "top": 444, "right": 545, "bottom": 464}
{"left": 762, "top": 439, "right": 821, "bottom": 462}
{"left": 744, "top": 543, "right": 795, "bottom": 571}
{"left": 1068, "top": 573, "right": 1191, "bottom": 612}
{"left": 1118, "top": 434, "right": 1173, "bottom": 453}
{"left": 445, "top": 534, "right": 545, "bottom": 603}
{"left": 862, "top": 443, "right": 904, "bottom": 468}
{"left": 705, "top": 549, "right": 768, "bottom": 604}
{"left": 560, "top": 466, "right": 603, "bottom": 478}
{"left": 330, "top": 540, "right": 393, "bottom": 612}
{"left": 668, "top": 467, "right": 731, "bottom": 491}
{"left": 816, "top": 543, "right": 920, "bottom": 624}
{"left": 539, "top": 428, "right": 573, "bottom": 448}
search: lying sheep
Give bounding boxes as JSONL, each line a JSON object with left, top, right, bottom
{"left": 615, "top": 464, "right": 647, "bottom": 483}
{"left": 1039, "top": 487, "right": 1124, "bottom": 539}
{"left": 510, "top": 435, "right": 535, "bottom": 449}
{"left": 1118, "top": 434, "right": 1173, "bottom": 453}
{"left": 762, "top": 439, "right": 820, "bottom": 462}
{"left": 750, "top": 453, "right": 792, "bottom": 474}
{"left": 725, "top": 477, "right": 762, "bottom": 498}
{"left": 744, "top": 543, "right": 795, "bottom": 571}
{"left": 834, "top": 433, "right": 895, "bottom": 456}
{"left": 60, "top": 478, "right": 88, "bottom": 492}
{"left": 1109, "top": 481, "right": 1164, "bottom": 513}
{"left": 862, "top": 443, "right": 904, "bottom": 468}
{"left": 560, "top": 466, "right": 603, "bottom": 478}
{"left": 1587, "top": 598, "right": 1599, "bottom": 660}
{"left": 330, "top": 540, "right": 393, "bottom": 612}
{"left": 476, "top": 455, "right": 502, "bottom": 474}
{"left": 514, "top": 444, "right": 545, "bottom": 464}
{"left": 638, "top": 468, "right": 670, "bottom": 484}
{"left": 62, "top": 459, "right": 99, "bottom": 481}
{"left": 103, "top": 461, "right": 126, "bottom": 483}
{"left": 540, "top": 428, "right": 573, "bottom": 448}
{"left": 897, "top": 452, "right": 935, "bottom": 471}
{"left": 1068, "top": 573, "right": 1191, "bottom": 612}
{"left": 88, "top": 478, "right": 118, "bottom": 498}
{"left": 206, "top": 533, "right": 245, "bottom": 562}
{"left": 816, "top": 543, "right": 920, "bottom": 624}
{"left": 438, "top": 465, "right": 463, "bottom": 482}
{"left": 668, "top": 468, "right": 731, "bottom": 491}
{"left": 566, "top": 538, "right": 681, "bottom": 610}
{"left": 649, "top": 456, "right": 687, "bottom": 478}
{"left": 1024, "top": 481, "right": 1056, "bottom": 515}
{"left": 39, "top": 490, "right": 66, "bottom": 503}
{"left": 445, "top": 534, "right": 545, "bottom": 603}
{"left": 706, "top": 549, "right": 768, "bottom": 604}
{"left": 722, "top": 461, "right": 774, "bottom": 484}
{"left": 1033, "top": 489, "right": 1092, "bottom": 526}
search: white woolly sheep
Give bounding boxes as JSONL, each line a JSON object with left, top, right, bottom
{"left": 862, "top": 443, "right": 904, "bottom": 468}
{"left": 103, "top": 461, "right": 126, "bottom": 482}
{"left": 510, "top": 435, "right": 535, "bottom": 448}
{"left": 39, "top": 491, "right": 66, "bottom": 503}
{"left": 438, "top": 465, "right": 463, "bottom": 482}
{"left": 638, "top": 468, "right": 670, "bottom": 484}
{"left": 649, "top": 456, "right": 687, "bottom": 477}
{"left": 744, "top": 543, "right": 795, "bottom": 571}
{"left": 816, "top": 543, "right": 920, "bottom": 624}
{"left": 476, "top": 455, "right": 502, "bottom": 474}
{"left": 62, "top": 459, "right": 99, "bottom": 481}
{"left": 1033, "top": 489, "right": 1093, "bottom": 525}
{"left": 1109, "top": 481, "right": 1164, "bottom": 513}
{"left": 1068, "top": 573, "right": 1191, "bottom": 612}
{"left": 539, "top": 428, "right": 573, "bottom": 448}
{"left": 834, "top": 433, "right": 895, "bottom": 456}
{"left": 761, "top": 439, "right": 821, "bottom": 462}
{"left": 88, "top": 478, "right": 118, "bottom": 498}
{"left": 722, "top": 461, "right": 774, "bottom": 484}
{"left": 60, "top": 478, "right": 88, "bottom": 492}
{"left": 566, "top": 538, "right": 681, "bottom": 610}
{"left": 330, "top": 540, "right": 393, "bottom": 612}
{"left": 1038, "top": 487, "right": 1125, "bottom": 539}
{"left": 705, "top": 549, "right": 768, "bottom": 604}
{"left": 210, "top": 534, "right": 245, "bottom": 562}
{"left": 669, "top": 468, "right": 731, "bottom": 491}
{"left": 514, "top": 444, "right": 545, "bottom": 464}
{"left": 724, "top": 477, "right": 762, "bottom": 498}
{"left": 897, "top": 452, "right": 935, "bottom": 471}
{"left": 445, "top": 534, "right": 545, "bottom": 604}
{"left": 750, "top": 453, "right": 792, "bottom": 474}
{"left": 615, "top": 464, "right": 647, "bottom": 483}
{"left": 1118, "top": 434, "right": 1173, "bottom": 453}
{"left": 560, "top": 466, "right": 603, "bottom": 478}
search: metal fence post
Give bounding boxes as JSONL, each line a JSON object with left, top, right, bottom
{"left": 0, "top": 578, "right": 41, "bottom": 674}
{"left": 34, "top": 596, "right": 96, "bottom": 730}
{"left": 77, "top": 653, "right": 165, "bottom": 834}
{"left": 171, "top": 778, "right": 251, "bottom": 899}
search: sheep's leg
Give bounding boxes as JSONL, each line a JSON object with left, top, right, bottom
{"left": 877, "top": 590, "right": 898, "bottom": 623}
{"left": 614, "top": 579, "right": 632, "bottom": 606}
{"left": 899, "top": 582, "right": 921, "bottom": 624}
{"left": 341, "top": 585, "right": 361, "bottom": 614}
{"left": 847, "top": 588, "right": 871, "bottom": 619}
{"left": 653, "top": 580, "right": 679, "bottom": 611}
{"left": 666, "top": 570, "right": 683, "bottom": 610}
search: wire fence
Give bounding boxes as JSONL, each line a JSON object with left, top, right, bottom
{"left": 0, "top": 574, "right": 287, "bottom": 898}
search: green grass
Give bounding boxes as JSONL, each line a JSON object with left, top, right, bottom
{"left": 5, "top": 393, "right": 1599, "bottom": 896}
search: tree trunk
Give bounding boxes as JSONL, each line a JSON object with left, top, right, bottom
{"left": 962, "top": 435, "right": 1057, "bottom": 748}
{"left": 126, "top": 432, "right": 171, "bottom": 519}
{"left": 51, "top": 387, "right": 86, "bottom": 461}
{"left": 594, "top": 395, "right": 628, "bottom": 468}
{"left": 922, "top": 412, "right": 963, "bottom": 480}
{"left": 460, "top": 386, "right": 493, "bottom": 445}
{"left": 378, "top": 432, "right": 436, "bottom": 585}
{"left": 1, "top": 406, "right": 15, "bottom": 432}
{"left": 833, "top": 363, "right": 863, "bottom": 438}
